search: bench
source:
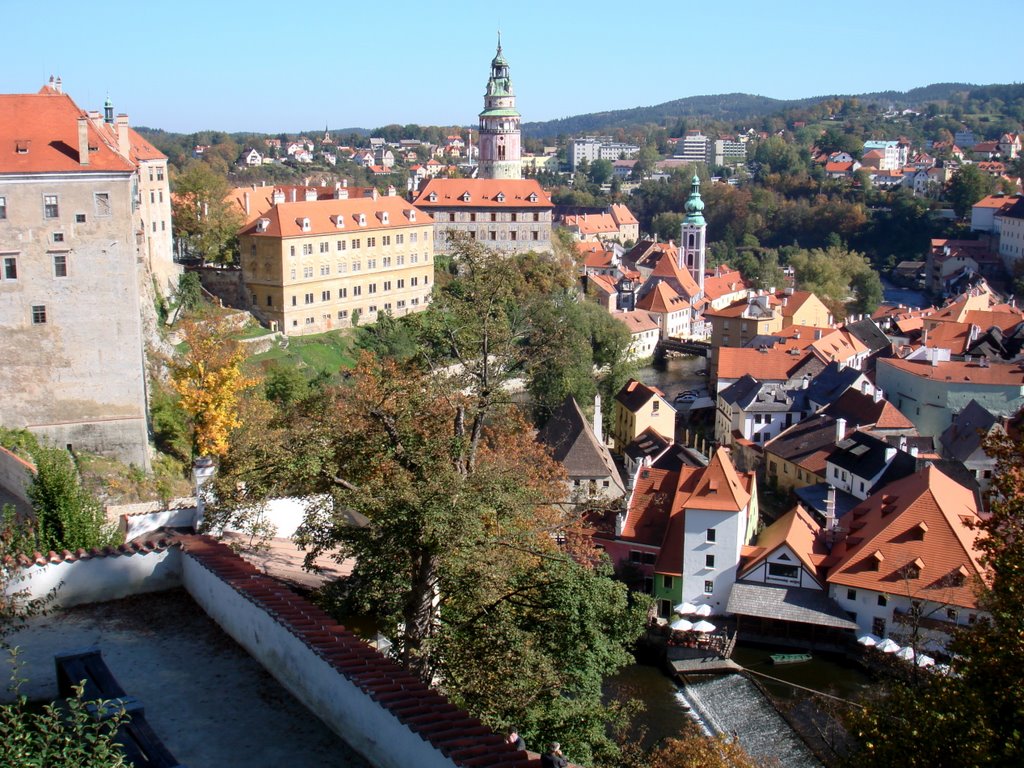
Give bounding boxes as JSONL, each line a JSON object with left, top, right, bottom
{"left": 54, "top": 647, "right": 186, "bottom": 768}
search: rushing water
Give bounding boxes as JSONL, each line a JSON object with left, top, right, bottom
{"left": 606, "top": 663, "right": 822, "bottom": 767}
{"left": 683, "top": 674, "right": 821, "bottom": 767}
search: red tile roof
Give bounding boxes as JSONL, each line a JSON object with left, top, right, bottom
{"left": 0, "top": 88, "right": 135, "bottom": 174}
{"left": 414, "top": 178, "right": 552, "bottom": 209}
{"left": 825, "top": 467, "right": 986, "bottom": 608}
{"left": 740, "top": 504, "right": 828, "bottom": 583}
{"left": 716, "top": 348, "right": 811, "bottom": 381}
{"left": 878, "top": 357, "right": 1024, "bottom": 386}
{"left": 636, "top": 281, "right": 689, "bottom": 314}
{"left": 618, "top": 310, "right": 659, "bottom": 333}
{"left": 175, "top": 536, "right": 539, "bottom": 767}
{"left": 240, "top": 196, "right": 432, "bottom": 238}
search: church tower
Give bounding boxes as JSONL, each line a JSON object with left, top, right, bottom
{"left": 478, "top": 36, "right": 522, "bottom": 180}
{"left": 680, "top": 174, "right": 707, "bottom": 295}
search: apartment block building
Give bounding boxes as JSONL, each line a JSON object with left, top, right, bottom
{"left": 238, "top": 194, "right": 434, "bottom": 335}
{"left": 569, "top": 138, "right": 641, "bottom": 171}
{"left": 412, "top": 178, "right": 554, "bottom": 255}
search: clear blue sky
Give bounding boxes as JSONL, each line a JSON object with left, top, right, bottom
{"left": 7, "top": 0, "right": 1019, "bottom": 134}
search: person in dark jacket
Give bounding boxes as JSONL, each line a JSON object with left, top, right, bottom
{"left": 505, "top": 727, "right": 526, "bottom": 751}
{"left": 541, "top": 742, "right": 568, "bottom": 768}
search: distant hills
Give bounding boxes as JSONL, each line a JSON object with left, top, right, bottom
{"left": 521, "top": 83, "right": 983, "bottom": 139}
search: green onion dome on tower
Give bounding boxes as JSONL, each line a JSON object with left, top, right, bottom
{"left": 684, "top": 174, "right": 705, "bottom": 225}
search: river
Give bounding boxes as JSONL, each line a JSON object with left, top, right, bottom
{"left": 605, "top": 657, "right": 837, "bottom": 767}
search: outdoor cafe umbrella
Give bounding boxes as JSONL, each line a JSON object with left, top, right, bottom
{"left": 691, "top": 620, "right": 716, "bottom": 633}
{"left": 674, "top": 602, "right": 698, "bottom": 615}
{"left": 693, "top": 604, "right": 713, "bottom": 617}
{"left": 877, "top": 638, "right": 901, "bottom": 653}
{"left": 669, "top": 618, "right": 694, "bottom": 632}
{"left": 895, "top": 646, "right": 917, "bottom": 661}
{"left": 915, "top": 654, "right": 936, "bottom": 668}
{"left": 857, "top": 634, "right": 881, "bottom": 647}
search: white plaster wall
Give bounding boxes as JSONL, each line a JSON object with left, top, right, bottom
{"left": 122, "top": 507, "right": 197, "bottom": 540}
{"left": 680, "top": 507, "right": 746, "bottom": 611}
{"left": 6, "top": 548, "right": 182, "bottom": 608}
{"left": 180, "top": 554, "right": 459, "bottom": 768}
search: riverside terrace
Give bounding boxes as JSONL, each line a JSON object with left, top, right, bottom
{"left": 2, "top": 536, "right": 565, "bottom": 768}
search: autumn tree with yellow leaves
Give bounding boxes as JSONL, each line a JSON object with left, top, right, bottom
{"left": 169, "top": 319, "right": 256, "bottom": 458}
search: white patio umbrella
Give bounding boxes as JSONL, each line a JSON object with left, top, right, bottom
{"left": 674, "top": 602, "right": 698, "bottom": 615}
{"left": 916, "top": 654, "right": 936, "bottom": 668}
{"left": 691, "top": 620, "right": 716, "bottom": 633}
{"left": 669, "top": 618, "right": 694, "bottom": 632}
{"left": 693, "top": 604, "right": 713, "bottom": 617}
{"left": 857, "top": 634, "right": 881, "bottom": 647}
{"left": 877, "top": 638, "right": 901, "bottom": 653}
{"left": 895, "top": 646, "right": 916, "bottom": 661}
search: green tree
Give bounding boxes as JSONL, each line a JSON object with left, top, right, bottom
{"left": 946, "top": 164, "right": 996, "bottom": 218}
{"left": 27, "top": 447, "right": 116, "bottom": 552}
{"left": 171, "top": 161, "right": 243, "bottom": 263}
{"left": 588, "top": 158, "right": 614, "bottom": 186}
{"left": 652, "top": 212, "right": 684, "bottom": 243}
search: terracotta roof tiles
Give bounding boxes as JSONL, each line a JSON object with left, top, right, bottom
{"left": 0, "top": 89, "right": 136, "bottom": 174}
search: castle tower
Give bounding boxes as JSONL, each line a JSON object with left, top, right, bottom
{"left": 477, "top": 36, "right": 521, "bottom": 180}
{"left": 680, "top": 174, "right": 706, "bottom": 295}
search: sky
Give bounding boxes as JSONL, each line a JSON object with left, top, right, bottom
{"left": 7, "top": 0, "right": 1021, "bottom": 135}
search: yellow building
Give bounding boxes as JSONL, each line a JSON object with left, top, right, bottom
{"left": 611, "top": 379, "right": 675, "bottom": 453}
{"left": 239, "top": 194, "right": 434, "bottom": 335}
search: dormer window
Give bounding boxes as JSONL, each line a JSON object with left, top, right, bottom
{"left": 405, "top": 209, "right": 416, "bottom": 222}
{"left": 15, "top": 139, "right": 30, "bottom": 154}
{"left": 870, "top": 550, "right": 885, "bottom": 570}
{"left": 913, "top": 521, "right": 929, "bottom": 540}
{"left": 377, "top": 211, "right": 389, "bottom": 224}
{"left": 357, "top": 213, "right": 367, "bottom": 227}
{"left": 495, "top": 192, "right": 505, "bottom": 202}
{"left": 332, "top": 214, "right": 345, "bottom": 229}
{"left": 427, "top": 192, "right": 437, "bottom": 202}
{"left": 902, "top": 558, "right": 924, "bottom": 580}
{"left": 297, "top": 217, "right": 311, "bottom": 232}
{"left": 460, "top": 192, "right": 471, "bottom": 202}
{"left": 256, "top": 218, "right": 270, "bottom": 232}
{"left": 528, "top": 192, "right": 538, "bottom": 203}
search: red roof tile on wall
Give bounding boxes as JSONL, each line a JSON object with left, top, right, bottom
{"left": 175, "top": 535, "right": 542, "bottom": 767}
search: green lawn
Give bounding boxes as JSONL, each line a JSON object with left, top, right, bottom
{"left": 247, "top": 329, "right": 357, "bottom": 380}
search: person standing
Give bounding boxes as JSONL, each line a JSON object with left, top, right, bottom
{"left": 541, "top": 742, "right": 568, "bottom": 768}
{"left": 505, "top": 727, "right": 526, "bottom": 751}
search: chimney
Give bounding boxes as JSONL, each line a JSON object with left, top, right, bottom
{"left": 594, "top": 393, "right": 603, "bottom": 443}
{"left": 243, "top": 192, "right": 250, "bottom": 216}
{"left": 835, "top": 417, "right": 847, "bottom": 442}
{"left": 55, "top": 76, "right": 62, "bottom": 94}
{"left": 291, "top": 189, "right": 297, "bottom": 202}
{"left": 825, "top": 484, "right": 837, "bottom": 530}
{"left": 77, "top": 117, "right": 90, "bottom": 165}
{"left": 115, "top": 114, "right": 130, "bottom": 158}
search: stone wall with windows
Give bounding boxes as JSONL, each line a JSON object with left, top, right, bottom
{"left": 0, "top": 171, "right": 150, "bottom": 467}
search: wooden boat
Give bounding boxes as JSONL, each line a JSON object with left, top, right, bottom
{"left": 769, "top": 653, "right": 812, "bottom": 665}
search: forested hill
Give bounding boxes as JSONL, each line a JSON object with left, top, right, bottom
{"left": 522, "top": 82, "right": 984, "bottom": 139}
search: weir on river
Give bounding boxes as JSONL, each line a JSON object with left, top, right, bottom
{"left": 680, "top": 674, "right": 821, "bottom": 767}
